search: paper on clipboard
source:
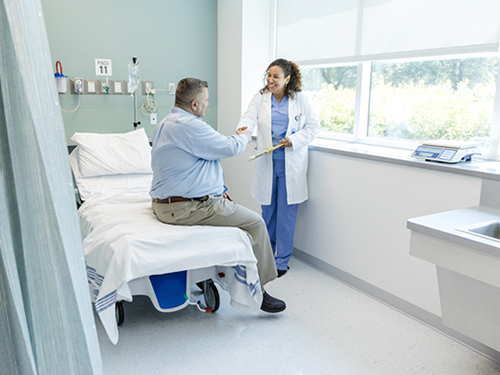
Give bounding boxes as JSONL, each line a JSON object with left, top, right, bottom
{"left": 248, "top": 144, "right": 284, "bottom": 161}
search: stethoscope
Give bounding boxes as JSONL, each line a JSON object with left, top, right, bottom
{"left": 292, "top": 113, "right": 302, "bottom": 134}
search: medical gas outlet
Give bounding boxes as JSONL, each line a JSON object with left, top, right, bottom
{"left": 70, "top": 78, "right": 154, "bottom": 95}
{"left": 73, "top": 78, "right": 83, "bottom": 94}
{"left": 98, "top": 80, "right": 110, "bottom": 94}
{"left": 142, "top": 81, "right": 154, "bottom": 95}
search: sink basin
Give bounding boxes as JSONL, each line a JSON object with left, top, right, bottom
{"left": 457, "top": 220, "right": 500, "bottom": 242}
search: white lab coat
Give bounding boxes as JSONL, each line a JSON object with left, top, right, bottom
{"left": 237, "top": 91, "right": 321, "bottom": 205}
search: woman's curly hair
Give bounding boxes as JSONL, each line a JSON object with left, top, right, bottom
{"left": 260, "top": 58, "right": 302, "bottom": 99}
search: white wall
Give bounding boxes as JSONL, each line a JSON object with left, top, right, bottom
{"left": 218, "top": 0, "right": 482, "bottom": 317}
{"left": 241, "top": 0, "right": 274, "bottom": 115}
{"left": 297, "top": 150, "right": 481, "bottom": 315}
{"left": 218, "top": 0, "right": 243, "bottom": 136}
{"left": 218, "top": 0, "right": 272, "bottom": 212}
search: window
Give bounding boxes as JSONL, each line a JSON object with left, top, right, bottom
{"left": 276, "top": 0, "right": 500, "bottom": 156}
{"left": 368, "top": 56, "right": 499, "bottom": 148}
{"left": 303, "top": 65, "right": 357, "bottom": 135}
{"left": 302, "top": 55, "right": 499, "bottom": 151}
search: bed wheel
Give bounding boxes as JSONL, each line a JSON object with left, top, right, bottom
{"left": 203, "top": 280, "right": 220, "bottom": 313}
{"left": 116, "top": 301, "right": 125, "bottom": 326}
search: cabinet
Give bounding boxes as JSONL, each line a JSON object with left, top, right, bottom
{"left": 408, "top": 206, "right": 500, "bottom": 351}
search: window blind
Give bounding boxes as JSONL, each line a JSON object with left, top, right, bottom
{"left": 276, "top": 0, "right": 500, "bottom": 64}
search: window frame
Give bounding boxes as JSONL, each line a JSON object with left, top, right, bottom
{"left": 301, "top": 55, "right": 500, "bottom": 158}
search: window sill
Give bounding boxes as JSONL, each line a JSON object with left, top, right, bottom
{"left": 309, "top": 138, "right": 500, "bottom": 182}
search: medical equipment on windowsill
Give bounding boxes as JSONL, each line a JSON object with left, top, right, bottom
{"left": 411, "top": 140, "right": 481, "bottom": 163}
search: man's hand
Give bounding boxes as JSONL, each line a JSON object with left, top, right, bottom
{"left": 222, "top": 192, "right": 233, "bottom": 202}
{"left": 236, "top": 126, "right": 251, "bottom": 142}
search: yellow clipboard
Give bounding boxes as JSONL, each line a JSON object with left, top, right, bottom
{"left": 248, "top": 144, "right": 284, "bottom": 161}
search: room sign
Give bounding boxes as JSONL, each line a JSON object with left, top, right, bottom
{"left": 95, "top": 59, "right": 112, "bottom": 76}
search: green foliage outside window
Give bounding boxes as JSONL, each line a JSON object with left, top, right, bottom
{"left": 304, "top": 57, "right": 498, "bottom": 143}
{"left": 310, "top": 85, "right": 356, "bottom": 134}
{"left": 368, "top": 77, "right": 495, "bottom": 142}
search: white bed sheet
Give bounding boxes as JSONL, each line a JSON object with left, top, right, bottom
{"left": 70, "top": 148, "right": 263, "bottom": 344}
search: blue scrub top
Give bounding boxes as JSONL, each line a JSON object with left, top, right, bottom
{"left": 271, "top": 95, "right": 289, "bottom": 146}
{"left": 271, "top": 95, "right": 289, "bottom": 160}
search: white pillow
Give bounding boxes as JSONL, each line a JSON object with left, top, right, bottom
{"left": 69, "top": 148, "right": 152, "bottom": 201}
{"left": 71, "top": 128, "right": 152, "bottom": 177}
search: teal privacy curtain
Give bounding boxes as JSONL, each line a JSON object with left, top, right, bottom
{"left": 0, "top": 0, "right": 103, "bottom": 374}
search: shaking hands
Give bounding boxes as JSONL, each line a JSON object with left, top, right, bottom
{"left": 236, "top": 126, "right": 252, "bottom": 142}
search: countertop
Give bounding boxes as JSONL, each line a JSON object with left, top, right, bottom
{"left": 407, "top": 205, "right": 500, "bottom": 258}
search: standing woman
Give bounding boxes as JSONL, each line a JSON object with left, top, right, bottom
{"left": 237, "top": 58, "right": 320, "bottom": 277}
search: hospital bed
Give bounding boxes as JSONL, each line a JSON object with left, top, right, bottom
{"left": 69, "top": 129, "right": 263, "bottom": 344}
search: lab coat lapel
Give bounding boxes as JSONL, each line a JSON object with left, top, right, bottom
{"left": 287, "top": 96, "right": 299, "bottom": 137}
{"left": 261, "top": 92, "right": 273, "bottom": 149}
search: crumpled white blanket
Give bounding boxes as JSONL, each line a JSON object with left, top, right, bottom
{"left": 79, "top": 191, "right": 262, "bottom": 344}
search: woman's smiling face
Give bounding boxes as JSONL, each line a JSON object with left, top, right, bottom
{"left": 267, "top": 65, "right": 290, "bottom": 98}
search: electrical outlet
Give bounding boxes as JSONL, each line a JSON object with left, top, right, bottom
{"left": 150, "top": 113, "right": 157, "bottom": 125}
{"left": 85, "top": 80, "right": 97, "bottom": 94}
{"left": 168, "top": 83, "right": 175, "bottom": 95}
{"left": 110, "top": 80, "right": 124, "bottom": 94}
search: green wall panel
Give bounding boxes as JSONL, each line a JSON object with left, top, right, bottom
{"left": 41, "top": 0, "right": 218, "bottom": 139}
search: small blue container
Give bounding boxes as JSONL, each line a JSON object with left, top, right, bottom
{"left": 149, "top": 271, "right": 187, "bottom": 309}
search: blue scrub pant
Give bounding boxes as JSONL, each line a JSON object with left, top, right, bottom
{"left": 261, "top": 148, "right": 299, "bottom": 270}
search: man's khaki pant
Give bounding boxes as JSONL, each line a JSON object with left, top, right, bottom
{"left": 152, "top": 196, "right": 278, "bottom": 286}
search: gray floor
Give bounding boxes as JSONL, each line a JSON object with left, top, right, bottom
{"left": 97, "top": 258, "right": 500, "bottom": 375}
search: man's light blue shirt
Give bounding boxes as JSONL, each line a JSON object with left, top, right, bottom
{"left": 150, "top": 107, "right": 249, "bottom": 199}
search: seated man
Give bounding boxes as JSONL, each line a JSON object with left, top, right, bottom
{"left": 150, "top": 77, "right": 286, "bottom": 313}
